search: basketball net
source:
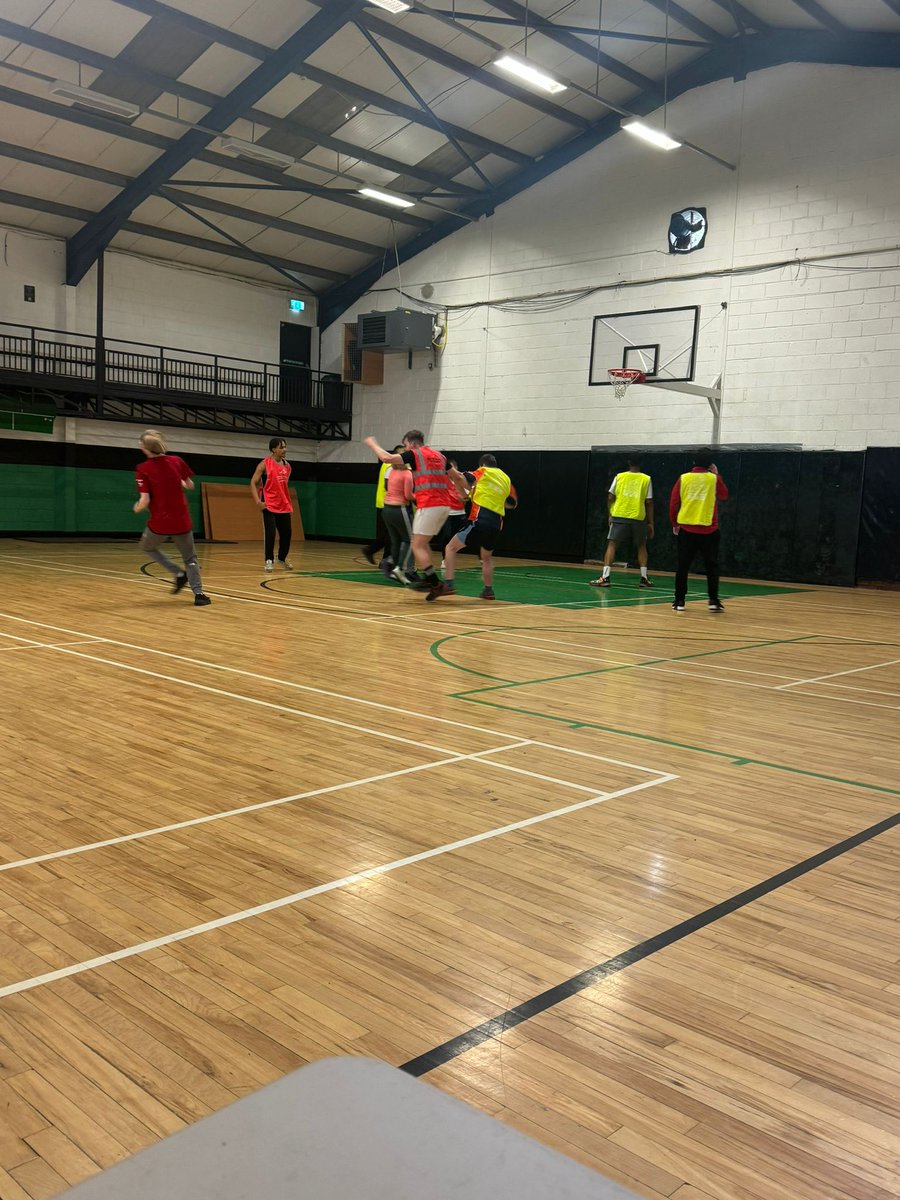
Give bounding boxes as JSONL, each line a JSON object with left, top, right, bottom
{"left": 607, "top": 368, "right": 645, "bottom": 400}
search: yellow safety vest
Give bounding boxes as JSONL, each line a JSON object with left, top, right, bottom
{"left": 374, "top": 462, "right": 390, "bottom": 509}
{"left": 677, "top": 471, "right": 717, "bottom": 526}
{"left": 472, "top": 467, "right": 512, "bottom": 517}
{"left": 609, "top": 471, "right": 651, "bottom": 521}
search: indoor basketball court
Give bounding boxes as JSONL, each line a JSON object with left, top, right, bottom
{"left": 0, "top": 539, "right": 897, "bottom": 1198}
{"left": 1, "top": 0, "right": 900, "bottom": 1197}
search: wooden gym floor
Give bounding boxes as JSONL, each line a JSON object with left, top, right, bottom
{"left": 0, "top": 537, "right": 898, "bottom": 1200}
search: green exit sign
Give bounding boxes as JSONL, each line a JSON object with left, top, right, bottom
{"left": 289, "top": 298, "right": 305, "bottom": 313}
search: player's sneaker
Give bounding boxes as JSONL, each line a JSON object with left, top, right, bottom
{"left": 425, "top": 582, "right": 456, "bottom": 602}
{"left": 379, "top": 558, "right": 394, "bottom": 578}
{"left": 480, "top": 586, "right": 496, "bottom": 601}
{"left": 194, "top": 593, "right": 212, "bottom": 607}
{"left": 391, "top": 566, "right": 409, "bottom": 584}
{"left": 361, "top": 546, "right": 376, "bottom": 565}
{"left": 639, "top": 576, "right": 653, "bottom": 588}
{"left": 589, "top": 577, "right": 610, "bottom": 588}
{"left": 172, "top": 571, "right": 189, "bottom": 594}
{"left": 279, "top": 559, "right": 293, "bottom": 570}
{"left": 672, "top": 602, "right": 686, "bottom": 612}
{"left": 410, "top": 576, "right": 437, "bottom": 592}
{"left": 708, "top": 600, "right": 726, "bottom": 613}
{"left": 264, "top": 560, "right": 274, "bottom": 572}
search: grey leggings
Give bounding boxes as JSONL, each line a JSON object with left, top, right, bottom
{"left": 141, "top": 527, "right": 203, "bottom": 595}
{"left": 381, "top": 504, "right": 412, "bottom": 571}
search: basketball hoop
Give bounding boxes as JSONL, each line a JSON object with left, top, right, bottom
{"left": 607, "top": 368, "right": 645, "bottom": 399}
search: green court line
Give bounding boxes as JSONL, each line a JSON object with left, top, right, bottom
{"left": 425, "top": 624, "right": 900, "bottom": 800}
{"left": 430, "top": 631, "right": 818, "bottom": 689}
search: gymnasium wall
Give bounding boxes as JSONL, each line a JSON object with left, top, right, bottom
{"left": 0, "top": 228, "right": 315, "bottom": 365}
{"left": 319, "top": 62, "right": 900, "bottom": 459}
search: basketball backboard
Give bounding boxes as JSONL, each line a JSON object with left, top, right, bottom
{"left": 589, "top": 305, "right": 700, "bottom": 387}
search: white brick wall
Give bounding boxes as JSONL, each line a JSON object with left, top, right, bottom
{"left": 0, "top": 231, "right": 314, "bottom": 366}
{"left": 321, "top": 63, "right": 900, "bottom": 460}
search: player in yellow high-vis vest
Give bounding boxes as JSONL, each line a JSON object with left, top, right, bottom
{"left": 428, "top": 453, "right": 517, "bottom": 602}
{"left": 669, "top": 447, "right": 729, "bottom": 612}
{"left": 589, "top": 456, "right": 654, "bottom": 589}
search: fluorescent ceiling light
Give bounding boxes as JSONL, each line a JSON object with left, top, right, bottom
{"left": 367, "top": 0, "right": 412, "bottom": 12}
{"left": 49, "top": 81, "right": 139, "bottom": 120}
{"left": 219, "top": 137, "right": 295, "bottom": 171}
{"left": 358, "top": 186, "right": 415, "bottom": 209}
{"left": 621, "top": 119, "right": 682, "bottom": 151}
{"left": 493, "top": 55, "right": 565, "bottom": 95}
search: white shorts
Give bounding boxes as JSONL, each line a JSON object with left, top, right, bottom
{"left": 412, "top": 506, "right": 449, "bottom": 537}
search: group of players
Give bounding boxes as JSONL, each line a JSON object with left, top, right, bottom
{"left": 133, "top": 428, "right": 725, "bottom": 611}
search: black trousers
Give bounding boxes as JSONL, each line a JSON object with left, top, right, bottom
{"left": 674, "top": 529, "right": 720, "bottom": 604}
{"left": 363, "top": 509, "right": 388, "bottom": 558}
{"left": 382, "top": 503, "right": 413, "bottom": 570}
{"left": 262, "top": 509, "right": 292, "bottom": 561}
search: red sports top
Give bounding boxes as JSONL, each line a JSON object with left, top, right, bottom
{"left": 260, "top": 456, "right": 293, "bottom": 514}
{"left": 135, "top": 454, "right": 193, "bottom": 535}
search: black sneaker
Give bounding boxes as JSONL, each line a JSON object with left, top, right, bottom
{"left": 411, "top": 576, "right": 438, "bottom": 592}
{"left": 361, "top": 546, "right": 376, "bottom": 565}
{"left": 425, "top": 582, "right": 456, "bottom": 602}
{"left": 708, "top": 600, "right": 726, "bottom": 613}
{"left": 194, "top": 593, "right": 212, "bottom": 607}
{"left": 379, "top": 558, "right": 395, "bottom": 579}
{"left": 639, "top": 576, "right": 653, "bottom": 588}
{"left": 480, "top": 586, "right": 496, "bottom": 601}
{"left": 172, "top": 571, "right": 189, "bottom": 594}
{"left": 672, "top": 602, "right": 686, "bottom": 612}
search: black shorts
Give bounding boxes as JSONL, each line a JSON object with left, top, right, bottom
{"left": 457, "top": 519, "right": 500, "bottom": 553}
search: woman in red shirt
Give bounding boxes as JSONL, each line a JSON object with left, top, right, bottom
{"left": 133, "top": 430, "right": 211, "bottom": 606}
{"left": 250, "top": 438, "right": 294, "bottom": 571}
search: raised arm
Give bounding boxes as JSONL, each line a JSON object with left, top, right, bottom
{"left": 364, "top": 436, "right": 404, "bottom": 466}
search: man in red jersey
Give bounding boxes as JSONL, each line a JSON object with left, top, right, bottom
{"left": 134, "top": 430, "right": 211, "bottom": 607}
{"left": 364, "top": 429, "right": 450, "bottom": 594}
{"left": 250, "top": 437, "right": 294, "bottom": 571}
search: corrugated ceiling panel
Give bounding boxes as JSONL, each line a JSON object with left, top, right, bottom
{"left": 177, "top": 44, "right": 258, "bottom": 95}
{"left": 39, "top": 0, "right": 149, "bottom": 57}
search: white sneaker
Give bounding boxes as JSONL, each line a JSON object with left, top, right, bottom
{"left": 264, "top": 560, "right": 274, "bottom": 572}
{"left": 280, "top": 559, "right": 293, "bottom": 570}
{"left": 440, "top": 559, "right": 445, "bottom": 570}
{"left": 391, "top": 566, "right": 408, "bottom": 584}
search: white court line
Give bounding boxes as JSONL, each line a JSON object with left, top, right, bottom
{"left": 775, "top": 656, "right": 900, "bottom": 690}
{"left": 781, "top": 690, "right": 899, "bottom": 712}
{"left": 0, "top": 629, "right": 473, "bottom": 757}
{"left": 0, "top": 638, "right": 102, "bottom": 653}
{"left": 0, "top": 772, "right": 675, "bottom": 1000}
{"left": 0, "top": 610, "right": 670, "bottom": 773}
{"left": 0, "top": 742, "right": 533, "bottom": 875}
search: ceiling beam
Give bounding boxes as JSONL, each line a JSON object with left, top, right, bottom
{"left": 707, "top": 0, "right": 771, "bottom": 32}
{"left": 319, "top": 28, "right": 900, "bottom": 327}
{"left": 416, "top": 10, "right": 710, "bottom": 47}
{"left": 306, "top": 1, "right": 591, "bottom": 130}
{"left": 0, "top": 138, "right": 381, "bottom": 254}
{"left": 789, "top": 0, "right": 847, "bottom": 33}
{"left": 65, "top": 0, "right": 369, "bottom": 286}
{"left": 476, "top": 0, "right": 658, "bottom": 89}
{"left": 0, "top": 189, "right": 347, "bottom": 282}
{"left": 0, "top": 84, "right": 431, "bottom": 233}
{"left": 641, "top": 0, "right": 726, "bottom": 43}
{"left": 882, "top": 0, "right": 900, "bottom": 17}
{"left": 109, "top": 0, "right": 531, "bottom": 166}
{"left": 0, "top": 17, "right": 480, "bottom": 198}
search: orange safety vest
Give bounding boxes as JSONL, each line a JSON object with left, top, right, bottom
{"left": 409, "top": 446, "right": 451, "bottom": 508}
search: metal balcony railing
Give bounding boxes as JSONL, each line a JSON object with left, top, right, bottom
{"left": 0, "top": 323, "right": 352, "bottom": 428}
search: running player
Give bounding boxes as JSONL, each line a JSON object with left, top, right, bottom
{"left": 428, "top": 454, "right": 517, "bottom": 601}
{"left": 134, "top": 430, "right": 211, "bottom": 606}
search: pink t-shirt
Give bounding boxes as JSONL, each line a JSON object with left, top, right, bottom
{"left": 383, "top": 467, "right": 412, "bottom": 505}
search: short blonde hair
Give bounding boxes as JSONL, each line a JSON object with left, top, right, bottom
{"left": 141, "top": 430, "right": 167, "bottom": 455}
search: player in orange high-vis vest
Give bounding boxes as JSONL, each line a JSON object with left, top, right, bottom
{"left": 364, "top": 430, "right": 450, "bottom": 595}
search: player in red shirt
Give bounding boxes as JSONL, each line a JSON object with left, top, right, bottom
{"left": 250, "top": 438, "right": 294, "bottom": 572}
{"left": 133, "top": 430, "right": 211, "bottom": 607}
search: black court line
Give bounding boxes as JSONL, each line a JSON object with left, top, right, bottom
{"left": 401, "top": 806, "right": 900, "bottom": 1077}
